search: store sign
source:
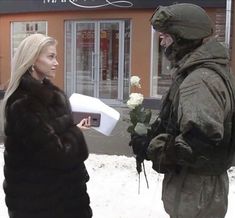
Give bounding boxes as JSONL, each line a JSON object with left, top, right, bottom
{"left": 43, "top": 0, "right": 134, "bottom": 8}
{"left": 0, "top": 0, "right": 226, "bottom": 14}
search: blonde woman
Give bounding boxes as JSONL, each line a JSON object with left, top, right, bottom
{"left": 2, "top": 34, "right": 92, "bottom": 218}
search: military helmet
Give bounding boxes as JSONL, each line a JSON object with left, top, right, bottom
{"left": 150, "top": 3, "right": 214, "bottom": 40}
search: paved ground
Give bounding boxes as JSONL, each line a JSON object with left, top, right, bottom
{"left": 0, "top": 103, "right": 158, "bottom": 157}
{"left": 0, "top": 107, "right": 139, "bottom": 156}
{"left": 83, "top": 107, "right": 159, "bottom": 156}
{"left": 83, "top": 107, "right": 134, "bottom": 156}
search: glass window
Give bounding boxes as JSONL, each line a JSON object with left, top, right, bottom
{"left": 65, "top": 21, "right": 74, "bottom": 97}
{"left": 150, "top": 28, "right": 171, "bottom": 98}
{"left": 123, "top": 20, "right": 131, "bottom": 101}
{"left": 65, "top": 20, "right": 130, "bottom": 103}
{"left": 11, "top": 21, "right": 47, "bottom": 57}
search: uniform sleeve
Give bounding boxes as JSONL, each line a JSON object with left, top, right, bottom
{"left": 176, "top": 68, "right": 230, "bottom": 167}
{"left": 6, "top": 95, "right": 88, "bottom": 169}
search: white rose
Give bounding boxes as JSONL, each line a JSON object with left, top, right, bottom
{"left": 127, "top": 93, "right": 144, "bottom": 109}
{"left": 130, "top": 76, "right": 141, "bottom": 88}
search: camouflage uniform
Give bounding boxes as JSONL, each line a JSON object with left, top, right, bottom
{"left": 146, "top": 3, "right": 235, "bottom": 218}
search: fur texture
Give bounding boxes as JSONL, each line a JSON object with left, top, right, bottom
{"left": 4, "top": 72, "right": 92, "bottom": 218}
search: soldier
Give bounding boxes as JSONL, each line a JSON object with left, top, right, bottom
{"left": 129, "top": 3, "right": 235, "bottom": 218}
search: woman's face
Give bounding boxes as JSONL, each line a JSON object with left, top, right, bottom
{"left": 33, "top": 44, "right": 59, "bottom": 81}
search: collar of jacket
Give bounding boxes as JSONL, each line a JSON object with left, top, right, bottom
{"left": 172, "top": 37, "right": 229, "bottom": 78}
{"left": 19, "top": 71, "right": 57, "bottom": 105}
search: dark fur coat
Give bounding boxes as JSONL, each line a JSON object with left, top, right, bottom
{"left": 4, "top": 72, "right": 92, "bottom": 218}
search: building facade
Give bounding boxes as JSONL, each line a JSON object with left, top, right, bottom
{"left": 0, "top": 0, "right": 234, "bottom": 106}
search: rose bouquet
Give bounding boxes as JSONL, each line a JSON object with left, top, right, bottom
{"left": 127, "top": 76, "right": 152, "bottom": 137}
{"left": 126, "top": 76, "right": 152, "bottom": 191}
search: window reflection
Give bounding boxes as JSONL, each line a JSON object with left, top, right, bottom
{"left": 65, "top": 20, "right": 130, "bottom": 103}
{"left": 11, "top": 21, "right": 47, "bottom": 57}
{"left": 151, "top": 29, "right": 171, "bottom": 97}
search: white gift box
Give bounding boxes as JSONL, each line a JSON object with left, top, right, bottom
{"left": 69, "top": 93, "right": 120, "bottom": 136}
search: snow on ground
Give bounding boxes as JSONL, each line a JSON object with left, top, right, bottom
{"left": 0, "top": 149, "right": 235, "bottom": 218}
{"left": 85, "top": 154, "right": 167, "bottom": 218}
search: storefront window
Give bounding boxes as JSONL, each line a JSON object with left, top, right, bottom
{"left": 65, "top": 20, "right": 130, "bottom": 103}
{"left": 11, "top": 21, "right": 47, "bottom": 56}
{"left": 150, "top": 29, "right": 171, "bottom": 98}
{"left": 123, "top": 20, "right": 131, "bottom": 100}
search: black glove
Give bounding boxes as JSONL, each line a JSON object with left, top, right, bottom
{"left": 129, "top": 134, "right": 150, "bottom": 173}
{"left": 129, "top": 134, "right": 149, "bottom": 160}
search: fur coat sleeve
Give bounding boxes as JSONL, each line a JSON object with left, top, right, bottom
{"left": 4, "top": 73, "right": 89, "bottom": 170}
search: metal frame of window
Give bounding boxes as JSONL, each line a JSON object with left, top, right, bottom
{"left": 64, "top": 20, "right": 126, "bottom": 105}
{"left": 11, "top": 21, "right": 48, "bottom": 59}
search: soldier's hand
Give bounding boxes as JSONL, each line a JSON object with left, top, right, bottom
{"left": 129, "top": 133, "right": 149, "bottom": 162}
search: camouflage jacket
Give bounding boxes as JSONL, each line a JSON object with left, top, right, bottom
{"left": 147, "top": 38, "right": 235, "bottom": 175}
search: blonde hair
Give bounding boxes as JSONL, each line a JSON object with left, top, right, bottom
{"left": 1, "top": 33, "right": 57, "bottom": 132}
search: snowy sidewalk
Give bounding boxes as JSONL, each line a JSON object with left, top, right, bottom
{"left": 0, "top": 148, "right": 235, "bottom": 218}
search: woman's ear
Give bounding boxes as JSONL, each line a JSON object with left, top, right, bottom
{"left": 28, "top": 65, "right": 35, "bottom": 73}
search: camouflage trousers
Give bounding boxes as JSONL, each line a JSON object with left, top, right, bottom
{"left": 162, "top": 169, "right": 229, "bottom": 218}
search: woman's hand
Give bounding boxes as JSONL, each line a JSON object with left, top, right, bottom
{"left": 77, "top": 116, "right": 91, "bottom": 130}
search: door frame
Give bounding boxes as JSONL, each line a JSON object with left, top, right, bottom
{"left": 65, "top": 19, "right": 125, "bottom": 104}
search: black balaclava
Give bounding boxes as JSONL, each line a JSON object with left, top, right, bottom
{"left": 164, "top": 35, "right": 203, "bottom": 67}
